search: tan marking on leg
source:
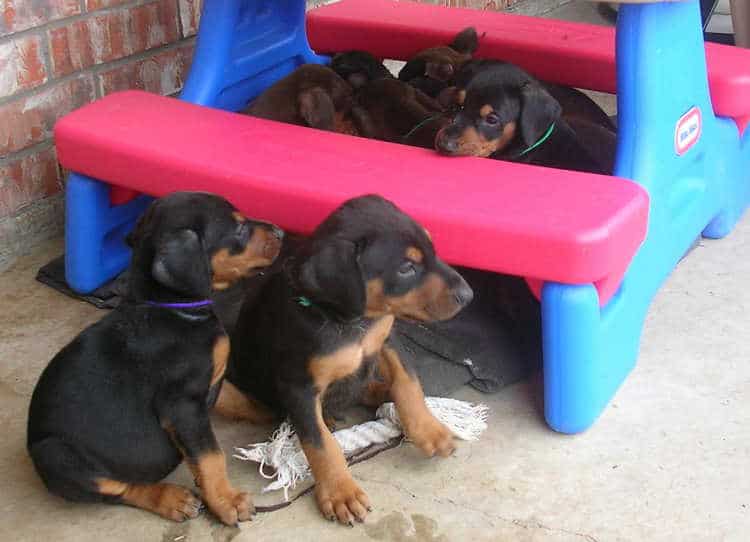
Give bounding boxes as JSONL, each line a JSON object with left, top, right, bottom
{"left": 211, "top": 336, "right": 230, "bottom": 387}
{"left": 361, "top": 315, "right": 394, "bottom": 357}
{"left": 232, "top": 211, "right": 246, "bottom": 223}
{"left": 309, "top": 343, "right": 363, "bottom": 391}
{"left": 361, "top": 350, "right": 394, "bottom": 407}
{"left": 302, "top": 399, "right": 370, "bottom": 525}
{"left": 381, "top": 347, "right": 455, "bottom": 457}
{"left": 310, "top": 315, "right": 393, "bottom": 389}
{"left": 190, "top": 451, "right": 254, "bottom": 525}
{"left": 96, "top": 479, "right": 201, "bottom": 522}
{"left": 405, "top": 246, "right": 424, "bottom": 263}
{"left": 214, "top": 381, "right": 276, "bottom": 423}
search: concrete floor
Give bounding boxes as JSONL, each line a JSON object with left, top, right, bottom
{"left": 3, "top": 216, "right": 750, "bottom": 542}
{"left": 3, "top": 3, "right": 750, "bottom": 541}
{"left": 5, "top": 207, "right": 750, "bottom": 542}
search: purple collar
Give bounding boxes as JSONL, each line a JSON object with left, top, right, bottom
{"left": 145, "top": 299, "right": 213, "bottom": 309}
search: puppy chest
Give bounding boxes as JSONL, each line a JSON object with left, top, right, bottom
{"left": 309, "top": 315, "right": 394, "bottom": 391}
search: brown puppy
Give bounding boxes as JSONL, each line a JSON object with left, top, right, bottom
{"left": 330, "top": 50, "right": 393, "bottom": 89}
{"left": 398, "top": 27, "right": 479, "bottom": 98}
{"left": 224, "top": 195, "right": 473, "bottom": 525}
{"left": 244, "top": 64, "right": 355, "bottom": 133}
{"left": 353, "top": 78, "right": 449, "bottom": 149}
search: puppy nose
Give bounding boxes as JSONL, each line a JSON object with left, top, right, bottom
{"left": 436, "top": 131, "right": 458, "bottom": 153}
{"left": 453, "top": 281, "right": 474, "bottom": 307}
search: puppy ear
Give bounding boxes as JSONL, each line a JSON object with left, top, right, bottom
{"left": 519, "top": 83, "right": 561, "bottom": 147}
{"left": 297, "top": 239, "right": 365, "bottom": 321}
{"left": 298, "top": 87, "right": 336, "bottom": 130}
{"left": 151, "top": 229, "right": 211, "bottom": 298}
{"left": 450, "top": 27, "right": 479, "bottom": 55}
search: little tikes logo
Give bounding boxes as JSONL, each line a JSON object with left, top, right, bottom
{"left": 674, "top": 106, "right": 701, "bottom": 155}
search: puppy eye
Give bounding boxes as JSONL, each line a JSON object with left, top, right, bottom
{"left": 397, "top": 261, "right": 417, "bottom": 278}
{"left": 484, "top": 113, "right": 500, "bottom": 125}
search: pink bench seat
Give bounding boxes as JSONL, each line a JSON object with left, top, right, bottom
{"left": 307, "top": 0, "right": 750, "bottom": 125}
{"left": 55, "top": 91, "right": 649, "bottom": 304}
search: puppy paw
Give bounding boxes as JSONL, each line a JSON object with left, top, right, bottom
{"left": 205, "top": 488, "right": 254, "bottom": 526}
{"left": 408, "top": 419, "right": 455, "bottom": 458}
{"left": 315, "top": 475, "right": 371, "bottom": 526}
{"left": 151, "top": 484, "right": 203, "bottom": 522}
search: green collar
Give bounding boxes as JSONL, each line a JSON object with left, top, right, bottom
{"left": 402, "top": 114, "right": 442, "bottom": 141}
{"left": 294, "top": 296, "right": 313, "bottom": 308}
{"left": 514, "top": 122, "right": 555, "bottom": 157}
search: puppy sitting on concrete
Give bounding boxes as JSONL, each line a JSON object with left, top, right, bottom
{"left": 27, "top": 192, "right": 283, "bottom": 525}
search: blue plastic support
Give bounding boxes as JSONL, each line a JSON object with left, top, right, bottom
{"left": 63, "top": 0, "right": 749, "bottom": 436}
{"left": 65, "top": 0, "right": 326, "bottom": 293}
{"left": 180, "top": 0, "right": 328, "bottom": 110}
{"left": 543, "top": 0, "right": 750, "bottom": 433}
{"left": 65, "top": 174, "right": 152, "bottom": 293}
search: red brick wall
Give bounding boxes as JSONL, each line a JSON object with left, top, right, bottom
{"left": 0, "top": 0, "right": 199, "bottom": 261}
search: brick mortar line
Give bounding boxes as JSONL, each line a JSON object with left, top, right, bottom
{"left": 91, "top": 36, "right": 196, "bottom": 96}
{"left": 0, "top": 192, "right": 64, "bottom": 240}
{"left": 0, "top": 140, "right": 56, "bottom": 167}
{"left": 0, "top": 37, "right": 194, "bottom": 108}
{"left": 175, "top": 0, "right": 187, "bottom": 39}
{"left": 35, "top": 27, "right": 55, "bottom": 89}
{"left": 0, "top": 0, "right": 160, "bottom": 46}
{"left": 90, "top": 34, "right": 195, "bottom": 77}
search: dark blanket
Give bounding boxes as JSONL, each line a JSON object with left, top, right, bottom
{"left": 37, "top": 248, "right": 541, "bottom": 396}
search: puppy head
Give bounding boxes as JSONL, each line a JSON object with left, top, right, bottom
{"left": 291, "top": 195, "right": 472, "bottom": 322}
{"left": 127, "top": 192, "right": 284, "bottom": 298}
{"left": 330, "top": 51, "right": 392, "bottom": 89}
{"left": 435, "top": 64, "right": 561, "bottom": 157}
{"left": 398, "top": 27, "right": 479, "bottom": 96}
{"left": 295, "top": 65, "right": 354, "bottom": 131}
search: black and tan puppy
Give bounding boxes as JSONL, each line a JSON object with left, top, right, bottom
{"left": 330, "top": 50, "right": 393, "bottom": 89}
{"left": 225, "top": 195, "right": 473, "bottom": 525}
{"left": 27, "top": 192, "right": 283, "bottom": 524}
{"left": 398, "top": 27, "right": 479, "bottom": 98}
{"left": 435, "top": 62, "right": 616, "bottom": 174}
{"left": 244, "top": 64, "right": 355, "bottom": 133}
{"left": 353, "top": 78, "right": 449, "bottom": 149}
{"left": 447, "top": 58, "right": 616, "bottom": 131}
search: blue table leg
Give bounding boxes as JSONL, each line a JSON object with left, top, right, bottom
{"left": 180, "top": 0, "right": 328, "bottom": 110}
{"left": 65, "top": 174, "right": 152, "bottom": 294}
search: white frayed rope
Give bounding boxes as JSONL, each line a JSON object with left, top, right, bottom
{"left": 233, "top": 397, "right": 489, "bottom": 501}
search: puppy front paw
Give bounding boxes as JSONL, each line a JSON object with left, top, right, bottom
{"left": 315, "top": 475, "right": 371, "bottom": 526}
{"left": 407, "top": 418, "right": 455, "bottom": 458}
{"left": 205, "top": 488, "right": 254, "bottom": 526}
{"left": 147, "top": 483, "right": 203, "bottom": 522}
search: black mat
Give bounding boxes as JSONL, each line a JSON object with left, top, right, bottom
{"left": 37, "top": 252, "right": 541, "bottom": 396}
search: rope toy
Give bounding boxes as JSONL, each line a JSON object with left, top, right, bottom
{"left": 234, "top": 397, "right": 489, "bottom": 503}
